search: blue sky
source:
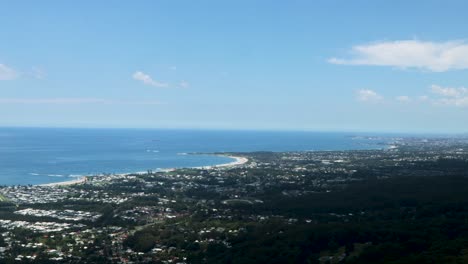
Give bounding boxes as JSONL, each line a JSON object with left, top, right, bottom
{"left": 1, "top": 0, "right": 468, "bottom": 133}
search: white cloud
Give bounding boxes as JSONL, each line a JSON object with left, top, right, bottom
{"left": 431, "top": 84, "right": 468, "bottom": 97}
{"left": 436, "top": 97, "right": 468, "bottom": 107}
{"left": 353, "top": 85, "right": 468, "bottom": 108}
{"left": 396, "top": 96, "right": 411, "bottom": 103}
{"left": 132, "top": 71, "right": 169, "bottom": 88}
{"left": 418, "top": 95, "right": 429, "bottom": 102}
{"left": 178, "top": 80, "right": 190, "bottom": 88}
{"left": 0, "top": 98, "right": 164, "bottom": 105}
{"left": 0, "top": 64, "right": 19, "bottom": 80}
{"left": 123, "top": 100, "right": 165, "bottom": 105}
{"left": 329, "top": 40, "right": 468, "bottom": 72}
{"left": 429, "top": 84, "right": 468, "bottom": 107}
{"left": 0, "top": 98, "right": 107, "bottom": 104}
{"left": 356, "top": 89, "right": 383, "bottom": 103}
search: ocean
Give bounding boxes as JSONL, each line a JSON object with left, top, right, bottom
{"left": 0, "top": 128, "right": 388, "bottom": 186}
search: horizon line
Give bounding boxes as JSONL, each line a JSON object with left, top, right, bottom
{"left": 0, "top": 125, "right": 466, "bottom": 136}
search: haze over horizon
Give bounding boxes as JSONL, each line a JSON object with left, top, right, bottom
{"left": 1, "top": 1, "right": 468, "bottom": 133}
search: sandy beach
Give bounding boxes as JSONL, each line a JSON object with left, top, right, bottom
{"left": 37, "top": 155, "right": 248, "bottom": 187}
{"left": 38, "top": 177, "right": 87, "bottom": 187}
{"left": 192, "top": 155, "right": 249, "bottom": 170}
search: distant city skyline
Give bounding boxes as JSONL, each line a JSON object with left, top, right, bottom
{"left": 1, "top": 1, "right": 468, "bottom": 133}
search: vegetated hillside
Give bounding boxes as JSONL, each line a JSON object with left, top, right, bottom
{"left": 125, "top": 174, "right": 468, "bottom": 264}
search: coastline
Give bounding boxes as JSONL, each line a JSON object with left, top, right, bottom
{"left": 191, "top": 155, "right": 249, "bottom": 169}
{"left": 35, "top": 155, "right": 248, "bottom": 187}
{"left": 37, "top": 176, "right": 87, "bottom": 187}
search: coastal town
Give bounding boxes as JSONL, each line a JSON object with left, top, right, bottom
{"left": 0, "top": 136, "right": 467, "bottom": 263}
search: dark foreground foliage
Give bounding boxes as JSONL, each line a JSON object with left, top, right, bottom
{"left": 127, "top": 175, "right": 468, "bottom": 263}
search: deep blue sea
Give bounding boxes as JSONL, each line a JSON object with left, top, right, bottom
{"left": 0, "top": 128, "right": 388, "bottom": 186}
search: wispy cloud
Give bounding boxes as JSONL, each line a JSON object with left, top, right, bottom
{"left": 396, "top": 96, "right": 411, "bottom": 103}
{"left": 132, "top": 71, "right": 169, "bottom": 88}
{"left": 0, "top": 98, "right": 164, "bottom": 105}
{"left": 418, "top": 95, "right": 429, "bottom": 102}
{"left": 178, "top": 80, "right": 190, "bottom": 88}
{"left": 435, "top": 97, "right": 468, "bottom": 107}
{"left": 356, "top": 89, "right": 383, "bottom": 103}
{"left": 431, "top": 84, "right": 468, "bottom": 97}
{"left": 430, "top": 84, "right": 468, "bottom": 107}
{"left": 123, "top": 100, "right": 166, "bottom": 106}
{"left": 329, "top": 40, "right": 468, "bottom": 72}
{"left": 381, "top": 85, "right": 468, "bottom": 107}
{"left": 0, "top": 98, "right": 107, "bottom": 104}
{"left": 0, "top": 64, "right": 19, "bottom": 80}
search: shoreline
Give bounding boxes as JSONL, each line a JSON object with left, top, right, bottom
{"left": 191, "top": 155, "right": 249, "bottom": 170}
{"left": 37, "top": 176, "right": 87, "bottom": 187}
{"left": 35, "top": 155, "right": 248, "bottom": 187}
